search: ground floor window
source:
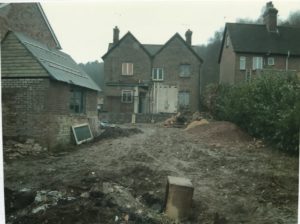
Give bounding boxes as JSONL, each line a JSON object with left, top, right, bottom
{"left": 121, "top": 90, "right": 133, "bottom": 103}
{"left": 252, "top": 57, "right": 263, "bottom": 70}
{"left": 178, "top": 91, "right": 190, "bottom": 108}
{"left": 70, "top": 88, "right": 86, "bottom": 114}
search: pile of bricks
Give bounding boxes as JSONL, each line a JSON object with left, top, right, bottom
{"left": 4, "top": 139, "right": 47, "bottom": 159}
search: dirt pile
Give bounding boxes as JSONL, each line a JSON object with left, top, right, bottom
{"left": 186, "top": 121, "right": 252, "bottom": 145}
{"left": 95, "top": 127, "right": 143, "bottom": 140}
{"left": 4, "top": 139, "right": 47, "bottom": 159}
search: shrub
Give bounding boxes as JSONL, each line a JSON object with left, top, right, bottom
{"left": 207, "top": 72, "right": 300, "bottom": 152}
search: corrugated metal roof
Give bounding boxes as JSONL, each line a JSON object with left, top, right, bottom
{"left": 14, "top": 32, "right": 101, "bottom": 91}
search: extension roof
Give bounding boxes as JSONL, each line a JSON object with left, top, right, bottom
{"left": 103, "top": 31, "right": 203, "bottom": 62}
{"left": 12, "top": 31, "right": 101, "bottom": 91}
{"left": 219, "top": 23, "right": 300, "bottom": 62}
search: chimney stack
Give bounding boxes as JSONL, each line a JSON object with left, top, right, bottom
{"left": 113, "top": 26, "right": 120, "bottom": 44}
{"left": 185, "top": 29, "right": 192, "bottom": 46}
{"left": 263, "top": 2, "right": 278, "bottom": 32}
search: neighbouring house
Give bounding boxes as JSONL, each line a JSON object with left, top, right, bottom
{"left": 218, "top": 1, "right": 300, "bottom": 84}
{"left": 102, "top": 27, "right": 203, "bottom": 114}
{"left": 1, "top": 3, "right": 101, "bottom": 148}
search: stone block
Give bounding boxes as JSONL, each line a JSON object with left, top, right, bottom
{"left": 164, "top": 176, "right": 194, "bottom": 221}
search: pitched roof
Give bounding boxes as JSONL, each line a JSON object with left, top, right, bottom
{"left": 151, "top": 33, "right": 203, "bottom": 62}
{"left": 103, "top": 32, "right": 203, "bottom": 62}
{"left": 12, "top": 31, "right": 101, "bottom": 91}
{"left": 102, "top": 32, "right": 152, "bottom": 59}
{"left": 219, "top": 22, "right": 300, "bottom": 62}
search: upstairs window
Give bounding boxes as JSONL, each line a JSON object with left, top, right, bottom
{"left": 252, "top": 57, "right": 263, "bottom": 70}
{"left": 70, "top": 88, "right": 85, "bottom": 114}
{"left": 178, "top": 91, "right": 190, "bottom": 108}
{"left": 121, "top": 90, "right": 133, "bottom": 103}
{"left": 179, "top": 64, "right": 191, "bottom": 77}
{"left": 152, "top": 68, "right": 164, "bottom": 81}
{"left": 240, "top": 56, "right": 246, "bottom": 70}
{"left": 122, "top": 63, "right": 133, "bottom": 75}
{"left": 268, "top": 57, "right": 275, "bottom": 65}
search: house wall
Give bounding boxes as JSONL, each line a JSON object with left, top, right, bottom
{"left": 219, "top": 32, "right": 236, "bottom": 84}
{"left": 2, "top": 78, "right": 50, "bottom": 143}
{"left": 234, "top": 53, "right": 300, "bottom": 83}
{"left": 152, "top": 37, "right": 201, "bottom": 112}
{"left": 0, "top": 3, "right": 59, "bottom": 48}
{"left": 103, "top": 34, "right": 151, "bottom": 113}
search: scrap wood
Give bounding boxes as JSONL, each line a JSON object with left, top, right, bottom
{"left": 184, "top": 119, "right": 209, "bottom": 131}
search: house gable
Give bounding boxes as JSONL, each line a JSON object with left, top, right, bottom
{"left": 1, "top": 32, "right": 49, "bottom": 78}
{"left": 0, "top": 3, "right": 61, "bottom": 49}
{"left": 154, "top": 33, "right": 203, "bottom": 63}
{"left": 102, "top": 32, "right": 152, "bottom": 84}
{"left": 102, "top": 32, "right": 151, "bottom": 60}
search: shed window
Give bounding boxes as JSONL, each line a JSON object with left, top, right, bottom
{"left": 178, "top": 91, "right": 190, "bottom": 108}
{"left": 152, "top": 68, "right": 164, "bottom": 81}
{"left": 70, "top": 88, "right": 85, "bottom": 114}
{"left": 179, "top": 64, "right": 191, "bottom": 77}
{"left": 252, "top": 57, "right": 263, "bottom": 70}
{"left": 122, "top": 63, "right": 133, "bottom": 75}
{"left": 268, "top": 57, "right": 275, "bottom": 65}
{"left": 240, "top": 56, "right": 246, "bottom": 70}
{"left": 121, "top": 90, "right": 133, "bottom": 103}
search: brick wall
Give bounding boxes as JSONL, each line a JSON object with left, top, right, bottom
{"left": 219, "top": 32, "right": 236, "bottom": 84}
{"left": 0, "top": 3, "right": 59, "bottom": 48}
{"left": 2, "top": 78, "right": 50, "bottom": 141}
{"left": 2, "top": 78, "right": 99, "bottom": 149}
{"left": 152, "top": 37, "right": 201, "bottom": 112}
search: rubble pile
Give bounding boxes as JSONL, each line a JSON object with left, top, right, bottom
{"left": 4, "top": 139, "right": 47, "bottom": 160}
{"left": 163, "top": 111, "right": 211, "bottom": 128}
{"left": 94, "top": 126, "right": 143, "bottom": 140}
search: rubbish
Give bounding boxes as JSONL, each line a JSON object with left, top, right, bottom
{"left": 80, "top": 192, "right": 90, "bottom": 198}
{"left": 32, "top": 204, "right": 48, "bottom": 214}
{"left": 163, "top": 112, "right": 187, "bottom": 128}
{"left": 114, "top": 215, "right": 119, "bottom": 222}
{"left": 184, "top": 119, "right": 209, "bottom": 131}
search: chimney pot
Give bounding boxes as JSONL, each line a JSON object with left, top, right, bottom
{"left": 185, "top": 29, "right": 192, "bottom": 46}
{"left": 113, "top": 26, "right": 120, "bottom": 44}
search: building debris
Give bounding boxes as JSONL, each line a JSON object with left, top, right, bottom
{"left": 4, "top": 139, "right": 47, "bottom": 160}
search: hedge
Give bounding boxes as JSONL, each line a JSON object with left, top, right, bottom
{"left": 203, "top": 72, "right": 300, "bottom": 152}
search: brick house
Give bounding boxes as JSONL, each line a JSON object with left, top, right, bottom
{"left": 102, "top": 27, "right": 203, "bottom": 114}
{"left": 218, "top": 2, "right": 300, "bottom": 84}
{"left": 1, "top": 3, "right": 101, "bottom": 148}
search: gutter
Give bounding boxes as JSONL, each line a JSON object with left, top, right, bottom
{"left": 286, "top": 50, "right": 290, "bottom": 71}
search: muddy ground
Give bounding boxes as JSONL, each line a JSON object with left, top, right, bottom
{"left": 4, "top": 122, "right": 299, "bottom": 224}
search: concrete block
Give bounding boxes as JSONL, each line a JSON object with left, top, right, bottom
{"left": 164, "top": 176, "right": 194, "bottom": 221}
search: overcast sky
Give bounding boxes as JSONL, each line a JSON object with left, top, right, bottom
{"left": 41, "top": 0, "right": 300, "bottom": 63}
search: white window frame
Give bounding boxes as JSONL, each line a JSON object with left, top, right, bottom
{"left": 252, "top": 57, "right": 263, "bottom": 70}
{"left": 179, "top": 64, "right": 191, "bottom": 77}
{"left": 267, "top": 57, "right": 275, "bottom": 65}
{"left": 240, "top": 56, "right": 246, "bottom": 70}
{"left": 152, "top": 68, "right": 164, "bottom": 81}
{"left": 122, "top": 63, "right": 133, "bottom": 76}
{"left": 121, "top": 90, "right": 133, "bottom": 103}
